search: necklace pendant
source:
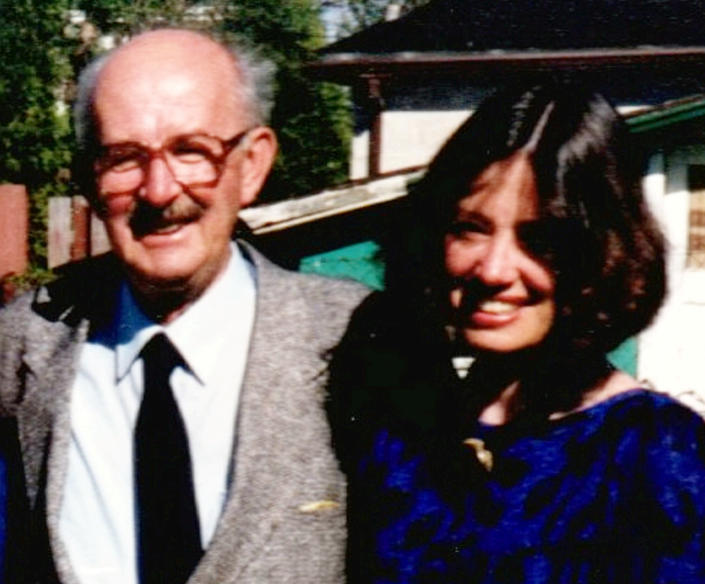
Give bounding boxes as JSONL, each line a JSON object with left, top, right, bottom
{"left": 463, "top": 437, "right": 493, "bottom": 471}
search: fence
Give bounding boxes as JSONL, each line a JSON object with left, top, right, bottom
{"left": 0, "top": 185, "right": 29, "bottom": 302}
{"left": 0, "top": 190, "right": 109, "bottom": 291}
{"left": 47, "top": 196, "right": 110, "bottom": 268}
{"left": 0, "top": 185, "right": 29, "bottom": 278}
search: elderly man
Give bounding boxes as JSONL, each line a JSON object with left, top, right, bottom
{"left": 0, "top": 29, "right": 368, "bottom": 584}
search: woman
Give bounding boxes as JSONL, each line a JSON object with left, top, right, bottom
{"left": 328, "top": 82, "right": 705, "bottom": 583}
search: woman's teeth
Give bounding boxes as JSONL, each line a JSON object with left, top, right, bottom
{"left": 477, "top": 300, "right": 518, "bottom": 314}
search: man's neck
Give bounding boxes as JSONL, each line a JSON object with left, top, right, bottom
{"left": 132, "top": 291, "right": 193, "bottom": 324}
{"left": 128, "top": 273, "right": 219, "bottom": 325}
{"left": 126, "top": 248, "right": 234, "bottom": 324}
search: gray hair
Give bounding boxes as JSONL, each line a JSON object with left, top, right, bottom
{"left": 231, "top": 45, "right": 276, "bottom": 127}
{"left": 73, "top": 33, "right": 276, "bottom": 155}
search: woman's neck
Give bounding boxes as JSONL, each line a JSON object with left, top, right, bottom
{"left": 463, "top": 352, "right": 528, "bottom": 425}
{"left": 478, "top": 381, "right": 522, "bottom": 425}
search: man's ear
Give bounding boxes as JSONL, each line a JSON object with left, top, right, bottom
{"left": 238, "top": 126, "right": 277, "bottom": 208}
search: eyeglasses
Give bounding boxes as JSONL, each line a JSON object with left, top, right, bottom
{"left": 94, "top": 130, "right": 251, "bottom": 196}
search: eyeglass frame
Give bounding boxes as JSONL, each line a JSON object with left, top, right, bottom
{"left": 93, "top": 128, "right": 253, "bottom": 195}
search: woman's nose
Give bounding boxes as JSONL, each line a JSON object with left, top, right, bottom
{"left": 473, "top": 234, "right": 520, "bottom": 286}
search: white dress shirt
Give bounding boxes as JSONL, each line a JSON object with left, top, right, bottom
{"left": 59, "top": 244, "right": 256, "bottom": 584}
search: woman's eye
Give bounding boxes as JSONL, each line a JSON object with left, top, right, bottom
{"left": 517, "top": 219, "right": 582, "bottom": 263}
{"left": 448, "top": 220, "right": 487, "bottom": 240}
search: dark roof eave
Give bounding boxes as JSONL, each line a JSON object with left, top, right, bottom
{"left": 307, "top": 46, "right": 705, "bottom": 83}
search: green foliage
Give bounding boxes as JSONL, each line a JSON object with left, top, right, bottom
{"left": 6, "top": 264, "right": 57, "bottom": 296}
{"left": 0, "top": 0, "right": 76, "bottom": 268}
{"left": 213, "top": 0, "right": 353, "bottom": 202}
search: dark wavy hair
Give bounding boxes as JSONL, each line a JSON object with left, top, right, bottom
{"left": 385, "top": 81, "right": 666, "bottom": 363}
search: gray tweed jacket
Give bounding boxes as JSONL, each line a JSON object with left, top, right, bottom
{"left": 0, "top": 241, "right": 370, "bottom": 584}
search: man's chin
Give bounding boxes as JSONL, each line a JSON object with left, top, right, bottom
{"left": 125, "top": 255, "right": 198, "bottom": 292}
{"left": 126, "top": 256, "right": 225, "bottom": 315}
{"left": 119, "top": 243, "right": 230, "bottom": 319}
{"left": 125, "top": 247, "right": 201, "bottom": 285}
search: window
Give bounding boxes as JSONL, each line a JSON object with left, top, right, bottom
{"left": 687, "top": 165, "right": 705, "bottom": 268}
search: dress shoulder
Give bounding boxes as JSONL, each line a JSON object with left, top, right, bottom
{"left": 607, "top": 389, "right": 705, "bottom": 487}
{"left": 555, "top": 389, "right": 705, "bottom": 490}
{"left": 594, "top": 389, "right": 705, "bottom": 455}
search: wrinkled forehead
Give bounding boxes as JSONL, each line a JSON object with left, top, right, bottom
{"left": 93, "top": 32, "right": 244, "bottom": 142}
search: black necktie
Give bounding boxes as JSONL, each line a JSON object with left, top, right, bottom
{"left": 135, "top": 333, "right": 203, "bottom": 584}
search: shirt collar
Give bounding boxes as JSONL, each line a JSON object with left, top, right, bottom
{"left": 114, "top": 243, "right": 256, "bottom": 384}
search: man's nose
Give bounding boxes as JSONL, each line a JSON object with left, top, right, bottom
{"left": 139, "top": 156, "right": 181, "bottom": 207}
{"left": 474, "top": 234, "right": 520, "bottom": 286}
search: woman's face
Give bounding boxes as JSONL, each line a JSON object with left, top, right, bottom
{"left": 444, "top": 154, "right": 556, "bottom": 354}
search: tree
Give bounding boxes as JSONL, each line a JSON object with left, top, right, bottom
{"left": 216, "top": 0, "right": 353, "bottom": 202}
{"left": 0, "top": 0, "right": 75, "bottom": 267}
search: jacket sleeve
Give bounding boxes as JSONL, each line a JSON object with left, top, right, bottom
{"left": 0, "top": 293, "right": 34, "bottom": 415}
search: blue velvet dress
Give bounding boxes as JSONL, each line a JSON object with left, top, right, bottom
{"left": 0, "top": 418, "right": 28, "bottom": 584}
{"left": 348, "top": 390, "right": 705, "bottom": 583}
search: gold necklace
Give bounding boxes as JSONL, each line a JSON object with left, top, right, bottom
{"left": 462, "top": 437, "right": 493, "bottom": 471}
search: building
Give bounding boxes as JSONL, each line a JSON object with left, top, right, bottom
{"left": 310, "top": 0, "right": 705, "bottom": 179}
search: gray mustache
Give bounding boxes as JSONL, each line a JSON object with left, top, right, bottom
{"left": 129, "top": 197, "right": 204, "bottom": 237}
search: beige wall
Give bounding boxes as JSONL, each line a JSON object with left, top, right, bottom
{"left": 350, "top": 110, "right": 471, "bottom": 178}
{"left": 639, "top": 148, "right": 705, "bottom": 415}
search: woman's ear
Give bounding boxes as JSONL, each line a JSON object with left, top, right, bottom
{"left": 237, "top": 126, "right": 278, "bottom": 208}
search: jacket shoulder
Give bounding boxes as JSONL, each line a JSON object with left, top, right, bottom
{"left": 294, "top": 269, "right": 372, "bottom": 308}
{"left": 0, "top": 254, "right": 121, "bottom": 412}
{"left": 271, "top": 267, "right": 372, "bottom": 352}
{"left": 242, "top": 240, "right": 372, "bottom": 310}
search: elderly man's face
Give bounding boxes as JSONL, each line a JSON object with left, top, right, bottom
{"left": 91, "top": 32, "right": 274, "bottom": 309}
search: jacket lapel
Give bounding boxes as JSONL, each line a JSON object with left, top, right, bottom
{"left": 18, "top": 310, "right": 87, "bottom": 507}
{"left": 192, "top": 245, "right": 323, "bottom": 581}
{"left": 18, "top": 255, "right": 121, "bottom": 506}
{"left": 16, "top": 255, "right": 122, "bottom": 584}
